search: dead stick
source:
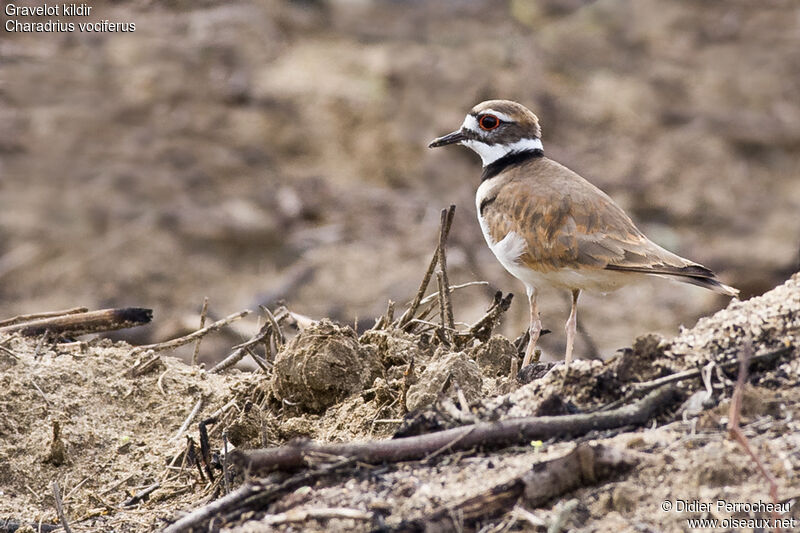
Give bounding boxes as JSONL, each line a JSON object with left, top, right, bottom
{"left": 436, "top": 208, "right": 456, "bottom": 333}
{"left": 191, "top": 297, "right": 209, "bottom": 366}
{"left": 0, "top": 307, "right": 89, "bottom": 328}
{"left": 170, "top": 397, "right": 204, "bottom": 442}
{"left": 435, "top": 271, "right": 451, "bottom": 345}
{"left": 0, "top": 308, "right": 152, "bottom": 337}
{"left": 130, "top": 310, "right": 250, "bottom": 356}
{"left": 389, "top": 443, "right": 637, "bottom": 533}
{"left": 163, "top": 459, "right": 355, "bottom": 533}
{"left": 727, "top": 335, "right": 781, "bottom": 531}
{"left": 122, "top": 482, "right": 159, "bottom": 507}
{"left": 210, "top": 325, "right": 272, "bottom": 374}
{"left": 397, "top": 205, "right": 456, "bottom": 330}
{"left": 599, "top": 344, "right": 792, "bottom": 412}
{"left": 51, "top": 481, "right": 73, "bottom": 533}
{"left": 231, "top": 386, "right": 678, "bottom": 472}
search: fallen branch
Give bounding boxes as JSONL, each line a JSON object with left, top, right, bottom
{"left": 383, "top": 443, "right": 638, "bottom": 532}
{"left": 0, "top": 308, "right": 152, "bottom": 337}
{"left": 163, "top": 459, "right": 356, "bottom": 533}
{"left": 0, "top": 306, "right": 89, "bottom": 328}
{"left": 231, "top": 386, "right": 678, "bottom": 472}
{"left": 129, "top": 310, "right": 250, "bottom": 356}
{"left": 599, "top": 344, "right": 792, "bottom": 412}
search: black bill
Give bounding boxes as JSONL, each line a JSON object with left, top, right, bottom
{"left": 428, "top": 129, "right": 467, "bottom": 148}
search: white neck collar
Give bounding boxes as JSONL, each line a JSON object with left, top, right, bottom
{"left": 461, "top": 137, "right": 543, "bottom": 167}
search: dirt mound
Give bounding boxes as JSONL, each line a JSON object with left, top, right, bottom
{"left": 1, "top": 274, "right": 798, "bottom": 532}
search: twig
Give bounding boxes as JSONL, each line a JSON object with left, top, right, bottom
{"left": 126, "top": 351, "right": 161, "bottom": 377}
{"left": 0, "top": 343, "right": 19, "bottom": 359}
{"left": 261, "top": 508, "right": 373, "bottom": 526}
{"left": 31, "top": 378, "right": 51, "bottom": 406}
{"left": 0, "top": 307, "right": 88, "bottom": 327}
{"left": 191, "top": 297, "right": 209, "bottom": 366}
{"left": 436, "top": 271, "right": 451, "bottom": 345}
{"left": 163, "top": 459, "right": 356, "bottom": 533}
{"left": 261, "top": 305, "right": 285, "bottom": 346}
{"left": 33, "top": 330, "right": 50, "bottom": 358}
{"left": 222, "top": 431, "right": 231, "bottom": 495}
{"left": 0, "top": 308, "right": 152, "bottom": 337}
{"left": 436, "top": 207, "right": 456, "bottom": 332}
{"left": 122, "top": 482, "right": 159, "bottom": 507}
{"left": 727, "top": 335, "right": 781, "bottom": 531}
{"left": 417, "top": 281, "right": 489, "bottom": 308}
{"left": 51, "top": 481, "right": 73, "bottom": 533}
{"left": 170, "top": 397, "right": 204, "bottom": 442}
{"left": 231, "top": 386, "right": 678, "bottom": 472}
{"left": 396, "top": 205, "right": 456, "bottom": 330}
{"left": 100, "top": 473, "right": 135, "bottom": 496}
{"left": 387, "top": 443, "right": 637, "bottom": 533}
{"left": 457, "top": 291, "right": 514, "bottom": 343}
{"left": 63, "top": 477, "right": 90, "bottom": 502}
{"left": 599, "top": 344, "right": 792, "bottom": 412}
{"left": 209, "top": 308, "right": 288, "bottom": 374}
{"left": 129, "top": 310, "right": 250, "bottom": 356}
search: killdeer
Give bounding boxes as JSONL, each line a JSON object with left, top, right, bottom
{"left": 429, "top": 100, "right": 737, "bottom": 368}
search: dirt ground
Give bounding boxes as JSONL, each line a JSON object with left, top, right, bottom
{"left": 0, "top": 273, "right": 798, "bottom": 532}
{"left": 2, "top": 1, "right": 800, "bottom": 532}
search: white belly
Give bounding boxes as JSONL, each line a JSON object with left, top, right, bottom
{"left": 475, "top": 196, "right": 635, "bottom": 293}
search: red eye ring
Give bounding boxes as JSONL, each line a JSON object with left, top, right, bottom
{"left": 478, "top": 114, "right": 500, "bottom": 131}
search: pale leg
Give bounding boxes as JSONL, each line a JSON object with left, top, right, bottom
{"left": 564, "top": 289, "right": 580, "bottom": 368}
{"left": 521, "top": 286, "right": 542, "bottom": 367}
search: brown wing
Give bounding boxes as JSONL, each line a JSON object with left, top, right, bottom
{"left": 482, "top": 158, "right": 736, "bottom": 294}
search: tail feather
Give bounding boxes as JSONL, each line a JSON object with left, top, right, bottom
{"left": 605, "top": 263, "right": 739, "bottom": 297}
{"left": 658, "top": 273, "right": 739, "bottom": 297}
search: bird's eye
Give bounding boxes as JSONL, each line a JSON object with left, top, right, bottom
{"left": 478, "top": 114, "right": 500, "bottom": 131}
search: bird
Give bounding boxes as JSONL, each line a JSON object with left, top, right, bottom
{"left": 428, "top": 99, "right": 737, "bottom": 368}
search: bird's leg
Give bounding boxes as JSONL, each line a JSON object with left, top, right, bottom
{"left": 564, "top": 289, "right": 580, "bottom": 368}
{"left": 521, "top": 286, "right": 541, "bottom": 367}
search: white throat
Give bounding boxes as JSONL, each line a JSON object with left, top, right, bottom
{"left": 461, "top": 137, "right": 543, "bottom": 167}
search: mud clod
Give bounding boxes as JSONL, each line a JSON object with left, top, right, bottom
{"left": 470, "top": 334, "right": 516, "bottom": 377}
{"left": 405, "top": 349, "right": 483, "bottom": 412}
{"left": 272, "top": 320, "right": 383, "bottom": 413}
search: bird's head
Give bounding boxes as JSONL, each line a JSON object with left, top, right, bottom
{"left": 429, "top": 100, "right": 543, "bottom": 167}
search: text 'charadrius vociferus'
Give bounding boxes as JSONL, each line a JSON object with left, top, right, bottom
{"left": 429, "top": 100, "right": 737, "bottom": 368}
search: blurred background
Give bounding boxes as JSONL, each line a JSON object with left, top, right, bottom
{"left": 2, "top": 0, "right": 799, "bottom": 364}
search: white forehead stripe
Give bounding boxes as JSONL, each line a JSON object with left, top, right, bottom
{"left": 480, "top": 109, "right": 515, "bottom": 123}
{"left": 462, "top": 114, "right": 479, "bottom": 131}
{"left": 461, "top": 137, "right": 543, "bottom": 167}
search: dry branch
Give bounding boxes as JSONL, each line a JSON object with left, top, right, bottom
{"left": 163, "top": 459, "right": 356, "bottom": 533}
{"left": 231, "top": 386, "right": 677, "bottom": 472}
{"left": 129, "top": 310, "right": 250, "bottom": 356}
{"left": 0, "top": 306, "right": 89, "bottom": 327}
{"left": 599, "top": 344, "right": 792, "bottom": 412}
{"left": 0, "top": 308, "right": 152, "bottom": 337}
{"left": 396, "top": 205, "right": 455, "bottom": 330}
{"left": 384, "top": 443, "right": 639, "bottom": 532}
